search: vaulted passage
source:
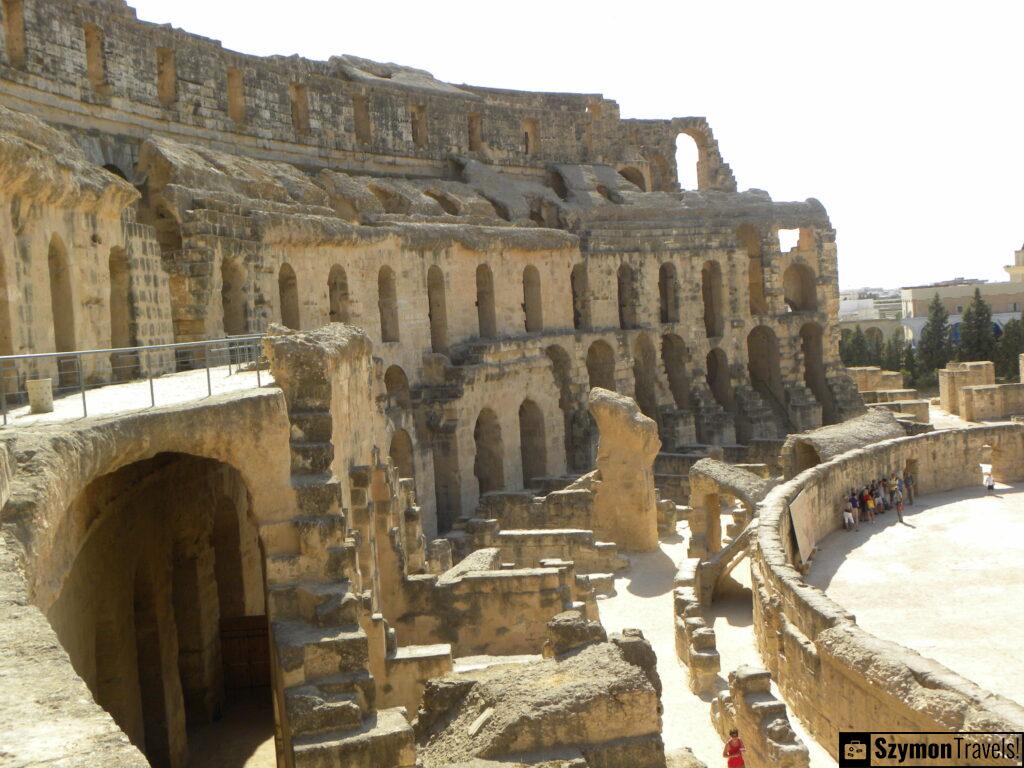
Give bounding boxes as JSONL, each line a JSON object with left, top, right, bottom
{"left": 221, "top": 257, "right": 247, "bottom": 336}
{"left": 278, "top": 263, "right": 299, "bottom": 330}
{"left": 658, "top": 262, "right": 679, "bottom": 323}
{"left": 701, "top": 260, "right": 724, "bottom": 338}
{"left": 328, "top": 265, "right": 350, "bottom": 323}
{"left": 109, "top": 247, "right": 138, "bottom": 381}
{"left": 587, "top": 340, "right": 616, "bottom": 391}
{"left": 518, "top": 398, "right": 547, "bottom": 488}
{"left": 618, "top": 166, "right": 646, "bottom": 191}
{"left": 617, "top": 264, "right": 638, "bottom": 330}
{"left": 783, "top": 263, "right": 817, "bottom": 312}
{"left": 389, "top": 428, "right": 415, "bottom": 481}
{"left": 706, "top": 348, "right": 733, "bottom": 410}
{"left": 661, "top": 333, "right": 691, "bottom": 409}
{"left": 522, "top": 265, "right": 543, "bottom": 333}
{"left": 545, "top": 344, "right": 578, "bottom": 471}
{"left": 474, "top": 407, "right": 505, "bottom": 495}
{"left": 384, "top": 365, "right": 411, "bottom": 409}
{"left": 475, "top": 263, "right": 496, "bottom": 339}
{"left": 427, "top": 265, "right": 448, "bottom": 353}
{"left": 45, "top": 454, "right": 269, "bottom": 768}
{"left": 747, "top": 325, "right": 786, "bottom": 413}
{"left": 378, "top": 266, "right": 400, "bottom": 342}
{"left": 632, "top": 334, "right": 661, "bottom": 426}
{"left": 570, "top": 263, "right": 589, "bottom": 330}
{"left": 801, "top": 321, "right": 835, "bottom": 424}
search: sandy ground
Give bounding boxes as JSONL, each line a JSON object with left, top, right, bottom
{"left": 1, "top": 364, "right": 272, "bottom": 427}
{"left": 187, "top": 689, "right": 277, "bottom": 768}
{"left": 807, "top": 482, "right": 1024, "bottom": 705}
{"left": 599, "top": 518, "right": 836, "bottom": 767}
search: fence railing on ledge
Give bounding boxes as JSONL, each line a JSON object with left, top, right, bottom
{"left": 0, "top": 335, "right": 271, "bottom": 427}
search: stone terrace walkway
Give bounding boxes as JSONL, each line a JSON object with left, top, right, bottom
{"left": 599, "top": 518, "right": 836, "bottom": 767}
{"left": 807, "top": 482, "right": 1024, "bottom": 706}
{"left": 1, "top": 364, "right": 272, "bottom": 428}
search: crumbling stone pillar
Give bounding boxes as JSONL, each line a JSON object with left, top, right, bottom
{"left": 588, "top": 388, "right": 661, "bottom": 552}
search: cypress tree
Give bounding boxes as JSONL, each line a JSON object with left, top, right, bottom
{"left": 958, "top": 287, "right": 995, "bottom": 362}
{"left": 919, "top": 293, "right": 952, "bottom": 372}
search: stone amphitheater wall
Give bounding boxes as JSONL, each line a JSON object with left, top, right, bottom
{"left": 753, "top": 424, "right": 1024, "bottom": 758}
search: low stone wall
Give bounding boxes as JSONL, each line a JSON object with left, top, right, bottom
{"left": 938, "top": 361, "right": 995, "bottom": 415}
{"left": 959, "top": 383, "right": 1024, "bottom": 422}
{"left": 867, "top": 399, "right": 930, "bottom": 423}
{"left": 752, "top": 424, "right": 1024, "bottom": 758}
{"left": 847, "top": 366, "right": 904, "bottom": 393}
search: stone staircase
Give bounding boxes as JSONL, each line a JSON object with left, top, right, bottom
{"left": 265, "top": 399, "right": 415, "bottom": 767}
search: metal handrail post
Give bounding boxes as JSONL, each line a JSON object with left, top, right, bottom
{"left": 205, "top": 347, "right": 212, "bottom": 397}
{"left": 77, "top": 353, "right": 87, "bottom": 417}
{"left": 1, "top": 362, "right": 7, "bottom": 426}
{"left": 148, "top": 349, "right": 155, "bottom": 408}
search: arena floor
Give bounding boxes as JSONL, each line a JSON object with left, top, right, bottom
{"left": 807, "top": 482, "right": 1024, "bottom": 706}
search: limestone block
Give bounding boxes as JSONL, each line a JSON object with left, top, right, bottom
{"left": 26, "top": 378, "right": 54, "bottom": 414}
{"left": 542, "top": 609, "right": 608, "bottom": 658}
{"left": 588, "top": 388, "right": 661, "bottom": 552}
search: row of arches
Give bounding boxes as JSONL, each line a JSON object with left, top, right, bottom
{"left": 472, "top": 399, "right": 548, "bottom": 498}
{"left": 264, "top": 256, "right": 818, "bottom": 350}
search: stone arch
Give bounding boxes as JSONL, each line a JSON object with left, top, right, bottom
{"left": 747, "top": 325, "right": 785, "bottom": 409}
{"left": 618, "top": 166, "right": 646, "bottom": 191}
{"left": 706, "top": 348, "right": 733, "bottom": 410}
{"left": 45, "top": 452, "right": 268, "bottom": 768}
{"left": 278, "top": 262, "right": 299, "bottom": 330}
{"left": 738, "top": 224, "right": 768, "bottom": 315}
{"left": 328, "top": 264, "right": 350, "bottom": 323}
{"left": 632, "top": 334, "right": 661, "bottom": 426}
{"left": 384, "top": 365, "right": 411, "bottom": 409}
{"left": 701, "top": 260, "right": 724, "bottom": 338}
{"left": 783, "top": 263, "right": 817, "bottom": 312}
{"left": 389, "top": 428, "right": 415, "bottom": 481}
{"left": 378, "top": 266, "right": 399, "bottom": 342}
{"left": 518, "top": 399, "right": 547, "bottom": 488}
{"left": 545, "top": 344, "right": 577, "bottom": 471}
{"left": 661, "top": 333, "right": 691, "bottom": 408}
{"left": 427, "top": 265, "right": 448, "bottom": 353}
{"left": 570, "top": 263, "right": 589, "bottom": 331}
{"left": 475, "top": 263, "right": 496, "bottom": 339}
{"left": 221, "top": 257, "right": 247, "bottom": 336}
{"left": 587, "top": 340, "right": 616, "bottom": 391}
{"left": 522, "top": 264, "right": 543, "bottom": 333}
{"left": 675, "top": 132, "right": 702, "bottom": 190}
{"left": 474, "top": 407, "right": 505, "bottom": 495}
{"left": 800, "top": 321, "right": 835, "bottom": 424}
{"left": 648, "top": 153, "right": 671, "bottom": 193}
{"left": 658, "top": 262, "right": 680, "bottom": 323}
{"left": 617, "top": 264, "right": 638, "bottom": 330}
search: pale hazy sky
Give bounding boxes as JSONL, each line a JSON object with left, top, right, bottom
{"left": 128, "top": 1, "right": 1024, "bottom": 290}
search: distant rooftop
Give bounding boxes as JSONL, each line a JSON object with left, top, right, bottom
{"left": 901, "top": 277, "right": 988, "bottom": 290}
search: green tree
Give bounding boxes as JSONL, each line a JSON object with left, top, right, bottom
{"left": 865, "top": 330, "right": 883, "bottom": 366}
{"left": 846, "top": 325, "right": 869, "bottom": 366}
{"left": 839, "top": 328, "right": 854, "bottom": 366}
{"left": 882, "top": 329, "right": 904, "bottom": 372}
{"left": 994, "top": 318, "right": 1024, "bottom": 380}
{"left": 918, "top": 293, "right": 953, "bottom": 372}
{"left": 902, "top": 343, "right": 919, "bottom": 387}
{"left": 958, "top": 287, "right": 996, "bottom": 362}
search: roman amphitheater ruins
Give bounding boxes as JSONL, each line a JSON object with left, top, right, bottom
{"left": 2, "top": 2, "right": 1023, "bottom": 767}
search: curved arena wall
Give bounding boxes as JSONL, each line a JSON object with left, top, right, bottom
{"left": 752, "top": 424, "right": 1024, "bottom": 758}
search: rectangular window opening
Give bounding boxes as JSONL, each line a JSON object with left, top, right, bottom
{"left": 84, "top": 23, "right": 106, "bottom": 91}
{"left": 522, "top": 118, "right": 539, "bottom": 156}
{"left": 289, "top": 82, "right": 310, "bottom": 137}
{"left": 3, "top": 0, "right": 26, "bottom": 68}
{"left": 410, "top": 104, "right": 428, "bottom": 148}
{"left": 227, "top": 66, "right": 245, "bottom": 123}
{"left": 353, "top": 94, "right": 371, "bottom": 144}
{"left": 156, "top": 47, "right": 177, "bottom": 107}
{"left": 468, "top": 113, "right": 482, "bottom": 152}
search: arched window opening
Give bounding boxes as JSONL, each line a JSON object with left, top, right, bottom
{"left": 800, "top": 322, "right": 835, "bottom": 424}
{"left": 675, "top": 133, "right": 700, "bottom": 190}
{"left": 518, "top": 399, "right": 547, "bottom": 488}
{"left": 522, "top": 265, "right": 543, "bottom": 333}
{"left": 783, "top": 263, "right": 817, "bottom": 312}
{"left": 632, "top": 334, "right": 661, "bottom": 426}
{"left": 278, "top": 263, "right": 299, "bottom": 330}
{"left": 701, "top": 260, "right": 724, "bottom": 338}
{"left": 617, "top": 264, "right": 638, "bottom": 330}
{"left": 738, "top": 224, "right": 767, "bottom": 315}
{"left": 661, "top": 334, "right": 691, "bottom": 408}
{"left": 570, "top": 263, "right": 589, "bottom": 330}
{"left": 747, "top": 325, "right": 786, "bottom": 412}
{"left": 545, "top": 344, "right": 577, "bottom": 471}
{"left": 474, "top": 408, "right": 505, "bottom": 495}
{"left": 427, "top": 265, "right": 448, "bottom": 353}
{"left": 618, "top": 166, "right": 646, "bottom": 191}
{"left": 222, "top": 257, "right": 247, "bottom": 336}
{"left": 658, "top": 262, "right": 679, "bottom": 323}
{"left": 384, "top": 365, "right": 411, "bottom": 409}
{"left": 328, "top": 264, "right": 350, "bottom": 323}
{"left": 378, "top": 266, "right": 399, "bottom": 342}
{"left": 706, "top": 348, "right": 733, "bottom": 410}
{"left": 475, "top": 264, "right": 496, "bottom": 339}
{"left": 389, "top": 429, "right": 415, "bottom": 481}
{"left": 424, "top": 190, "right": 459, "bottom": 216}
{"left": 586, "top": 340, "right": 616, "bottom": 391}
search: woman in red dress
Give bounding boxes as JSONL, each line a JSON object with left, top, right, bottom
{"left": 723, "top": 728, "right": 746, "bottom": 767}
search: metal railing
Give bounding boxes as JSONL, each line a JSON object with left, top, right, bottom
{"left": 0, "top": 335, "right": 268, "bottom": 426}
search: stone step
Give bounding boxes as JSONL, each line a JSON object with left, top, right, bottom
{"left": 291, "top": 441, "right": 334, "bottom": 475}
{"left": 289, "top": 409, "right": 334, "bottom": 443}
{"left": 265, "top": 543, "right": 358, "bottom": 585}
{"left": 292, "top": 474, "right": 343, "bottom": 516}
{"left": 269, "top": 580, "right": 360, "bottom": 626}
{"left": 296, "top": 515, "right": 350, "bottom": 555}
{"left": 285, "top": 685, "right": 364, "bottom": 737}
{"left": 274, "top": 619, "right": 369, "bottom": 686}
{"left": 292, "top": 707, "right": 415, "bottom": 768}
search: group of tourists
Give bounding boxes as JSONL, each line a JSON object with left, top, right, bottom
{"left": 841, "top": 469, "right": 914, "bottom": 530}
